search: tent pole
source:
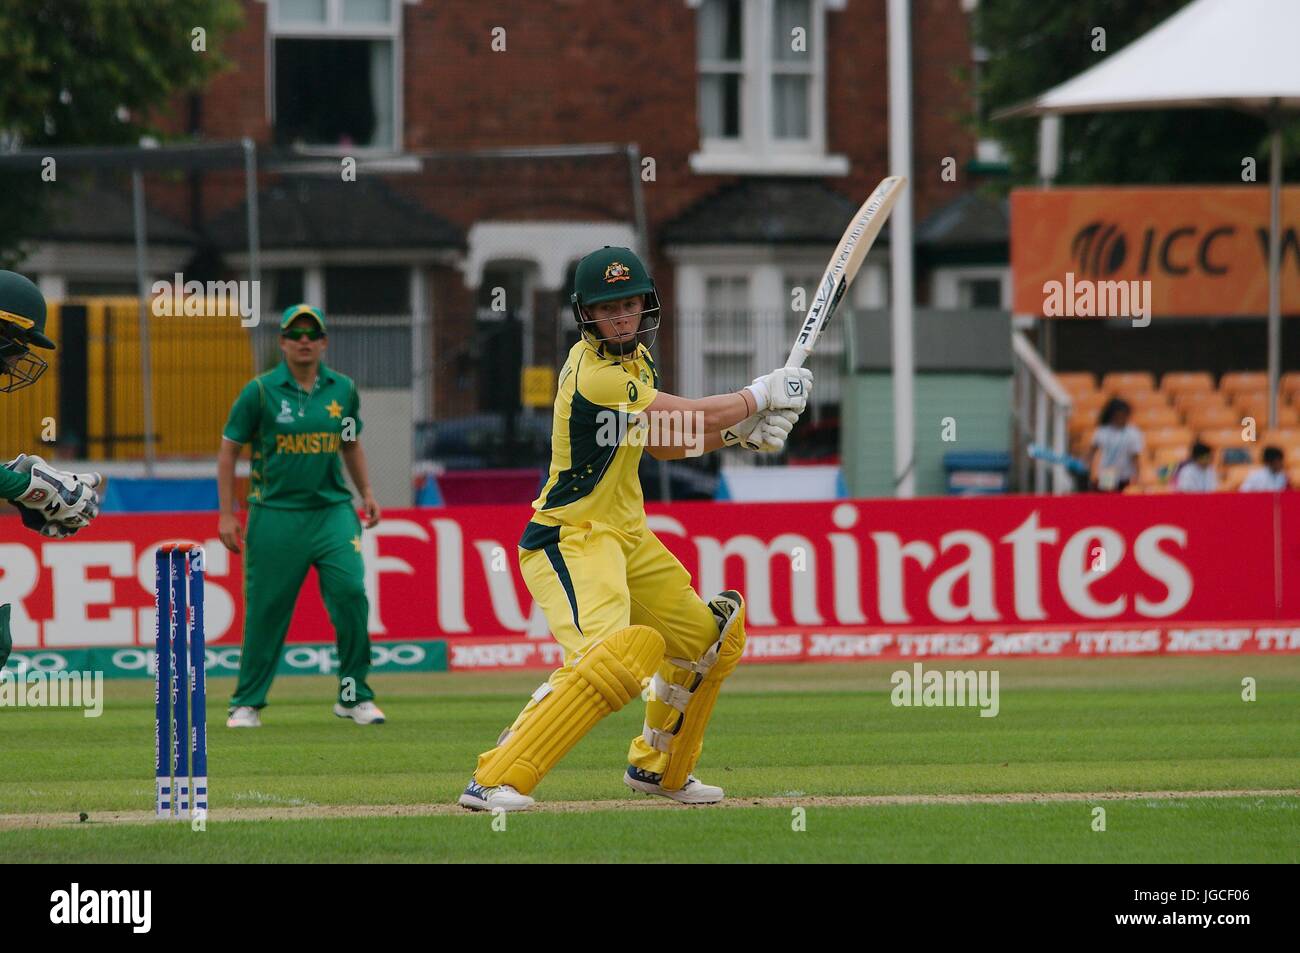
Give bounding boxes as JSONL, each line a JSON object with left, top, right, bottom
{"left": 1267, "top": 105, "right": 1282, "bottom": 430}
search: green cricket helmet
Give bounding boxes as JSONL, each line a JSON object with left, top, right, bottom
{"left": 0, "top": 271, "right": 55, "bottom": 393}
{"left": 569, "top": 246, "right": 661, "bottom": 360}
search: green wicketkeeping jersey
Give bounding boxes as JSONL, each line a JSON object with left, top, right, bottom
{"left": 222, "top": 361, "right": 363, "bottom": 509}
{"left": 0, "top": 464, "right": 29, "bottom": 500}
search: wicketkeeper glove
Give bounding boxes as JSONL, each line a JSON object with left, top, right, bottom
{"left": 5, "top": 454, "right": 103, "bottom": 537}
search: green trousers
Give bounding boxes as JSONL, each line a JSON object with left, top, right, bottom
{"left": 231, "top": 502, "right": 374, "bottom": 709}
{"left": 0, "top": 604, "right": 11, "bottom": 671}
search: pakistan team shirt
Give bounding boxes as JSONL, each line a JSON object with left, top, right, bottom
{"left": 222, "top": 361, "right": 362, "bottom": 508}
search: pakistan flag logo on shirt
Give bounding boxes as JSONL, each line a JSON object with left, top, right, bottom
{"left": 276, "top": 399, "right": 294, "bottom": 423}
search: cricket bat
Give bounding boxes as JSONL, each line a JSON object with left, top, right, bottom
{"left": 786, "top": 175, "right": 907, "bottom": 369}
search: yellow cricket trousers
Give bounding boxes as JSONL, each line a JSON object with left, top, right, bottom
{"left": 483, "top": 518, "right": 721, "bottom": 774}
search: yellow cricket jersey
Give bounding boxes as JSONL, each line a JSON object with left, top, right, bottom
{"left": 528, "top": 338, "right": 660, "bottom": 536}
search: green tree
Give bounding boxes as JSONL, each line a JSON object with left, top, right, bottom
{"left": 0, "top": 0, "right": 243, "bottom": 265}
{"left": 976, "top": 0, "right": 1300, "bottom": 186}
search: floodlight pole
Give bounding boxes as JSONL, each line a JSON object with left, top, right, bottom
{"left": 132, "top": 168, "right": 156, "bottom": 476}
{"left": 243, "top": 137, "right": 262, "bottom": 365}
{"left": 888, "top": 0, "right": 916, "bottom": 497}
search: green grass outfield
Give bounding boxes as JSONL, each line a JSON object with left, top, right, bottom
{"left": 1, "top": 656, "right": 1297, "bottom": 862}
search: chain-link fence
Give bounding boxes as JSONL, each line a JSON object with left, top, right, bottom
{"left": 3, "top": 148, "right": 854, "bottom": 501}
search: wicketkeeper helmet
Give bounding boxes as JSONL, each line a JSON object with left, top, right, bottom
{"left": 0, "top": 271, "right": 55, "bottom": 394}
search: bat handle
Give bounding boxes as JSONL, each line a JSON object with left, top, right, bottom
{"left": 785, "top": 347, "right": 810, "bottom": 370}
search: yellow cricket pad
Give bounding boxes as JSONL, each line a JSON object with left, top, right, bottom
{"left": 656, "top": 592, "right": 746, "bottom": 791}
{"left": 476, "top": 624, "right": 665, "bottom": 794}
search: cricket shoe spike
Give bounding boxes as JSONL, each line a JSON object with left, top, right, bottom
{"left": 458, "top": 778, "right": 535, "bottom": 812}
{"left": 226, "top": 705, "right": 261, "bottom": 728}
{"left": 623, "top": 765, "right": 724, "bottom": 804}
{"left": 334, "top": 701, "right": 386, "bottom": 724}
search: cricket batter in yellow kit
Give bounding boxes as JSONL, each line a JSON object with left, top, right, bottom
{"left": 459, "top": 246, "right": 812, "bottom": 811}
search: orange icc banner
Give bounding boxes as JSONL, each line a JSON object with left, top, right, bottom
{"left": 1011, "top": 187, "right": 1300, "bottom": 318}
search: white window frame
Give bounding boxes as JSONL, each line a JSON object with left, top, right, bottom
{"left": 700, "top": 270, "right": 759, "bottom": 399}
{"left": 671, "top": 247, "right": 886, "bottom": 400}
{"left": 931, "top": 266, "right": 1010, "bottom": 310}
{"left": 688, "top": 0, "right": 849, "bottom": 176}
{"left": 263, "top": 0, "right": 408, "bottom": 155}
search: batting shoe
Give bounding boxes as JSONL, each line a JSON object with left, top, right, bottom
{"left": 458, "top": 778, "right": 535, "bottom": 812}
{"left": 226, "top": 705, "right": 262, "bottom": 728}
{"left": 333, "top": 701, "right": 386, "bottom": 725}
{"left": 624, "top": 765, "right": 724, "bottom": 804}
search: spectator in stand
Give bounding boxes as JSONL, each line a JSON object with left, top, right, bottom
{"left": 1240, "top": 446, "right": 1290, "bottom": 492}
{"left": 1173, "top": 442, "right": 1217, "bottom": 492}
{"left": 1088, "top": 398, "right": 1143, "bottom": 492}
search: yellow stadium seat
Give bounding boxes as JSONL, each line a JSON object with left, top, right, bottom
{"left": 1260, "top": 428, "right": 1300, "bottom": 448}
{"left": 1199, "top": 428, "right": 1248, "bottom": 453}
{"left": 1072, "top": 428, "right": 1095, "bottom": 458}
{"left": 1151, "top": 445, "right": 1190, "bottom": 469}
{"left": 1144, "top": 426, "right": 1194, "bottom": 451}
{"left": 1160, "top": 371, "right": 1214, "bottom": 397}
{"left": 1186, "top": 405, "right": 1239, "bottom": 432}
{"left": 1134, "top": 407, "right": 1180, "bottom": 429}
{"left": 1070, "top": 391, "right": 1108, "bottom": 416}
{"left": 1219, "top": 371, "right": 1268, "bottom": 397}
{"left": 1056, "top": 372, "right": 1097, "bottom": 397}
{"left": 1126, "top": 391, "right": 1171, "bottom": 411}
{"left": 1220, "top": 465, "right": 1253, "bottom": 492}
{"left": 1135, "top": 459, "right": 1159, "bottom": 485}
{"left": 1175, "top": 390, "right": 1228, "bottom": 413}
{"left": 1069, "top": 409, "right": 1099, "bottom": 436}
{"left": 1235, "top": 395, "right": 1297, "bottom": 427}
{"left": 1282, "top": 371, "right": 1300, "bottom": 401}
{"left": 1102, "top": 371, "right": 1156, "bottom": 394}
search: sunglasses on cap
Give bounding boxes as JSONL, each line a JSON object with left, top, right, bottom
{"left": 281, "top": 327, "right": 325, "bottom": 341}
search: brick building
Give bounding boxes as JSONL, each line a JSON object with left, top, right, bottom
{"left": 19, "top": 0, "right": 1009, "bottom": 463}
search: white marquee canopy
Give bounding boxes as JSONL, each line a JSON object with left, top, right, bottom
{"left": 1001, "top": 0, "right": 1300, "bottom": 424}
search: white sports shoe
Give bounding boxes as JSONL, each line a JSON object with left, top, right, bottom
{"left": 624, "top": 766, "right": 724, "bottom": 804}
{"left": 458, "top": 779, "right": 536, "bottom": 812}
{"left": 226, "top": 705, "right": 261, "bottom": 728}
{"left": 333, "top": 701, "right": 386, "bottom": 724}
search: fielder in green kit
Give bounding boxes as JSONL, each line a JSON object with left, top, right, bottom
{"left": 217, "top": 304, "right": 385, "bottom": 727}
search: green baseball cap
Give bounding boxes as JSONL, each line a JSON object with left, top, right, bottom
{"left": 280, "top": 303, "right": 327, "bottom": 333}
